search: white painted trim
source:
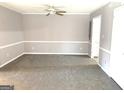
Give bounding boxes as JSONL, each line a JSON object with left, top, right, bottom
{"left": 23, "top": 13, "right": 90, "bottom": 15}
{"left": 98, "top": 63, "right": 111, "bottom": 77}
{"left": 0, "top": 41, "right": 89, "bottom": 49}
{"left": 99, "top": 47, "right": 111, "bottom": 54}
{"left": 0, "top": 53, "right": 24, "bottom": 68}
{"left": 111, "top": 74, "right": 124, "bottom": 89}
{"left": 65, "top": 13, "right": 90, "bottom": 15}
{"left": 0, "top": 52, "right": 88, "bottom": 68}
{"left": 0, "top": 3, "right": 23, "bottom": 14}
{"left": 0, "top": 41, "right": 24, "bottom": 49}
{"left": 24, "top": 41, "right": 88, "bottom": 43}
{"left": 0, "top": 40, "right": 88, "bottom": 68}
{"left": 24, "top": 52, "right": 88, "bottom": 55}
{"left": 0, "top": 51, "right": 88, "bottom": 67}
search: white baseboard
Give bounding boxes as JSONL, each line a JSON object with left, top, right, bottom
{"left": 24, "top": 52, "right": 88, "bottom": 55}
{"left": 23, "top": 13, "right": 90, "bottom": 15}
{"left": 0, "top": 53, "right": 24, "bottom": 68}
{"left": 0, "top": 41, "right": 89, "bottom": 49}
{"left": 24, "top": 41, "right": 89, "bottom": 43}
{"left": 98, "top": 64, "right": 111, "bottom": 77}
{"left": 0, "top": 52, "right": 88, "bottom": 68}
{"left": 111, "top": 74, "right": 124, "bottom": 89}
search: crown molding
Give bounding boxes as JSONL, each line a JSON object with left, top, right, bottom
{"left": 23, "top": 13, "right": 90, "bottom": 15}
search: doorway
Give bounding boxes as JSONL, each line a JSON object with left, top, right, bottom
{"left": 91, "top": 15, "right": 102, "bottom": 63}
{"left": 110, "top": 5, "right": 124, "bottom": 89}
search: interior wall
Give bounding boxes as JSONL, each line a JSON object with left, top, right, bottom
{"left": 90, "top": 3, "right": 120, "bottom": 75}
{"left": 0, "top": 6, "right": 24, "bottom": 67}
{"left": 23, "top": 14, "right": 90, "bottom": 54}
{"left": 0, "top": 3, "right": 119, "bottom": 70}
{"left": 0, "top": 6, "right": 90, "bottom": 67}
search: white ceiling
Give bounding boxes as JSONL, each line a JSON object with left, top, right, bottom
{"left": 0, "top": 0, "right": 123, "bottom": 14}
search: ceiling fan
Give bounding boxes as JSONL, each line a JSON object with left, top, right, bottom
{"left": 37, "top": 5, "right": 66, "bottom": 16}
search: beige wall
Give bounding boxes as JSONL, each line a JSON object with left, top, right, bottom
{"left": 23, "top": 14, "right": 90, "bottom": 54}
{"left": 0, "top": 5, "right": 24, "bottom": 67}
{"left": 0, "top": 6, "right": 23, "bottom": 46}
{"left": 23, "top": 14, "right": 89, "bottom": 41}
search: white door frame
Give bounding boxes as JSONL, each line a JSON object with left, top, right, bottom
{"left": 91, "top": 15, "right": 102, "bottom": 59}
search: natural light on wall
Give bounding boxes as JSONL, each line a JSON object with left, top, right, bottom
{"left": 110, "top": 5, "right": 124, "bottom": 89}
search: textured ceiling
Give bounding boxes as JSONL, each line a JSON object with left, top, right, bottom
{"left": 0, "top": 0, "right": 122, "bottom": 14}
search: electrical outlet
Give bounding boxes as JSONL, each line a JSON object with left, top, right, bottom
{"left": 31, "top": 47, "right": 35, "bottom": 50}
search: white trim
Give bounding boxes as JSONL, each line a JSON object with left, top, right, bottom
{"left": 0, "top": 41, "right": 89, "bottom": 49}
{"left": 23, "top": 13, "right": 90, "bottom": 15}
{"left": 24, "top": 41, "right": 89, "bottom": 44}
{"left": 0, "top": 53, "right": 24, "bottom": 68}
{"left": 24, "top": 52, "right": 88, "bottom": 55}
{"left": 0, "top": 3, "right": 23, "bottom": 14}
{"left": 0, "top": 41, "right": 24, "bottom": 49}
{"left": 0, "top": 52, "right": 88, "bottom": 68}
{"left": 65, "top": 13, "right": 90, "bottom": 15}
{"left": 99, "top": 47, "right": 111, "bottom": 54}
{"left": 111, "top": 74, "right": 124, "bottom": 89}
{"left": 98, "top": 63, "right": 111, "bottom": 77}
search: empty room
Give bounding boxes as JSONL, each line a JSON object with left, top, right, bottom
{"left": 0, "top": 0, "right": 124, "bottom": 90}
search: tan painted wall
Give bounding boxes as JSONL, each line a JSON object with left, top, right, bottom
{"left": 0, "top": 5, "right": 24, "bottom": 67}
{"left": 23, "top": 14, "right": 90, "bottom": 53}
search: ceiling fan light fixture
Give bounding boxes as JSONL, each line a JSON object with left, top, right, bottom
{"left": 40, "top": 4, "right": 66, "bottom": 16}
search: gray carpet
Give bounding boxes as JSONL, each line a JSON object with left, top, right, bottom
{"left": 0, "top": 55, "right": 121, "bottom": 90}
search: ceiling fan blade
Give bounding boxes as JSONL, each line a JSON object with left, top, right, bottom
{"left": 57, "top": 11, "right": 66, "bottom": 13}
{"left": 55, "top": 12, "right": 64, "bottom": 16}
{"left": 46, "top": 12, "right": 50, "bottom": 16}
